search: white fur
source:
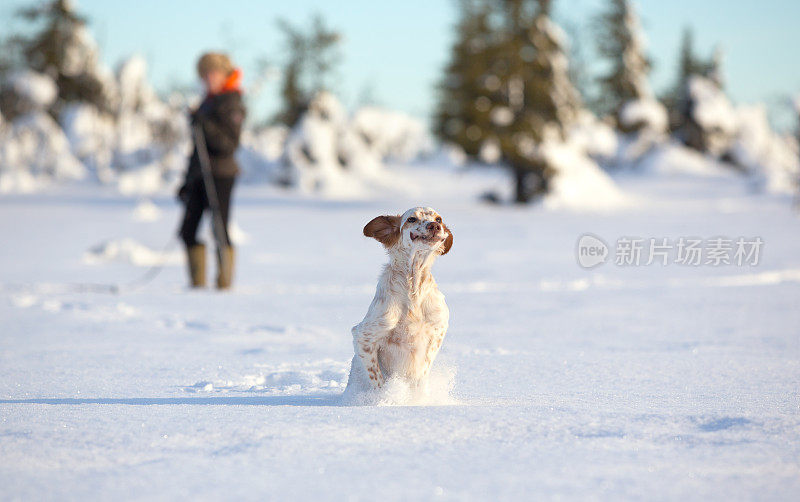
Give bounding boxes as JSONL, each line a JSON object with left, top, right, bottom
{"left": 344, "top": 207, "right": 452, "bottom": 399}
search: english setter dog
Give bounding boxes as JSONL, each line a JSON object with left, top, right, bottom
{"left": 344, "top": 207, "right": 453, "bottom": 397}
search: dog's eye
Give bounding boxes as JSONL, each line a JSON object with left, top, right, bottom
{"left": 407, "top": 217, "right": 417, "bottom": 223}
{"left": 435, "top": 217, "right": 442, "bottom": 223}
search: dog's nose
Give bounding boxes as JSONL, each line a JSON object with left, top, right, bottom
{"left": 427, "top": 222, "right": 442, "bottom": 232}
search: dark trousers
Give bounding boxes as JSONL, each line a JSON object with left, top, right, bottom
{"left": 179, "top": 176, "right": 236, "bottom": 248}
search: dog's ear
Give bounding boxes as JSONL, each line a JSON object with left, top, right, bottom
{"left": 440, "top": 225, "right": 453, "bottom": 255}
{"left": 363, "top": 215, "right": 402, "bottom": 248}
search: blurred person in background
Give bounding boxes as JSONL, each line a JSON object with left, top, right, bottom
{"left": 177, "top": 52, "right": 246, "bottom": 290}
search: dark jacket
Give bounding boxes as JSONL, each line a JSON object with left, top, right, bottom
{"left": 187, "top": 90, "right": 246, "bottom": 180}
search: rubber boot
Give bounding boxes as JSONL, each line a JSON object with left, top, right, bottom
{"left": 216, "top": 246, "right": 235, "bottom": 290}
{"left": 186, "top": 244, "right": 206, "bottom": 288}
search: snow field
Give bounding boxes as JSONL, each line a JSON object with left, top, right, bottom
{"left": 1, "top": 159, "right": 799, "bottom": 500}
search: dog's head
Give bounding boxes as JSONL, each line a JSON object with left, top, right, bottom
{"left": 363, "top": 207, "right": 453, "bottom": 256}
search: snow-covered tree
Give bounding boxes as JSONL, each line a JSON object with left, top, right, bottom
{"left": 274, "top": 15, "right": 342, "bottom": 128}
{"left": 680, "top": 75, "right": 737, "bottom": 156}
{"left": 658, "top": 26, "right": 738, "bottom": 156}
{"left": 0, "top": 1, "right": 195, "bottom": 194}
{"left": 796, "top": 96, "right": 800, "bottom": 167}
{"left": 595, "top": 0, "right": 665, "bottom": 134}
{"left": 0, "top": 71, "right": 85, "bottom": 192}
{"left": 663, "top": 27, "right": 723, "bottom": 134}
{"left": 494, "top": 0, "right": 582, "bottom": 202}
{"left": 727, "top": 104, "right": 800, "bottom": 194}
{"left": 281, "top": 90, "right": 433, "bottom": 196}
{"left": 112, "top": 56, "right": 187, "bottom": 175}
{"left": 434, "top": 0, "right": 625, "bottom": 205}
{"left": 434, "top": 0, "right": 497, "bottom": 158}
{"left": 53, "top": 54, "right": 189, "bottom": 191}
{"left": 0, "top": 0, "right": 114, "bottom": 118}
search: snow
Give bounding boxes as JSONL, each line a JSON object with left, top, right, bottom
{"left": 689, "top": 77, "right": 737, "bottom": 134}
{"left": 83, "top": 238, "right": 182, "bottom": 267}
{"left": 3, "top": 146, "right": 798, "bottom": 499}
{"left": 110, "top": 56, "right": 189, "bottom": 183}
{"left": 686, "top": 76, "right": 738, "bottom": 156}
{"left": 237, "top": 126, "right": 287, "bottom": 184}
{"left": 619, "top": 98, "right": 668, "bottom": 134}
{"left": 729, "top": 105, "right": 800, "bottom": 194}
{"left": 348, "top": 106, "right": 434, "bottom": 162}
{"left": 0, "top": 72, "right": 86, "bottom": 191}
{"left": 131, "top": 198, "right": 163, "bottom": 222}
{"left": 542, "top": 140, "right": 632, "bottom": 211}
{"left": 283, "top": 91, "right": 356, "bottom": 195}
{"left": 0, "top": 57, "right": 189, "bottom": 195}
{"left": 6, "top": 70, "right": 58, "bottom": 107}
{"left": 281, "top": 92, "right": 435, "bottom": 198}
{"left": 0, "top": 170, "right": 38, "bottom": 194}
{"left": 116, "top": 163, "right": 168, "bottom": 196}
{"left": 637, "top": 141, "right": 733, "bottom": 177}
{"left": 60, "top": 103, "right": 115, "bottom": 178}
{"left": 568, "top": 110, "right": 619, "bottom": 160}
{"left": 0, "top": 112, "right": 86, "bottom": 184}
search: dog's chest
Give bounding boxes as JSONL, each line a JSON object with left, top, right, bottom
{"left": 387, "top": 315, "right": 431, "bottom": 348}
{"left": 386, "top": 297, "right": 445, "bottom": 348}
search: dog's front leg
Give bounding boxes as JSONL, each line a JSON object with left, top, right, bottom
{"left": 351, "top": 304, "right": 399, "bottom": 390}
{"left": 419, "top": 328, "right": 446, "bottom": 381}
{"left": 352, "top": 328, "right": 384, "bottom": 389}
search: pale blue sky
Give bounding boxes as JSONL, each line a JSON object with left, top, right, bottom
{"left": 2, "top": 0, "right": 798, "bottom": 127}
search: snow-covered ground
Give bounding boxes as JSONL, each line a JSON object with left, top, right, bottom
{"left": 1, "top": 158, "right": 799, "bottom": 500}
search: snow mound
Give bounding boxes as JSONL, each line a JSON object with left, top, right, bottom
{"left": 638, "top": 141, "right": 732, "bottom": 177}
{"left": 132, "top": 199, "right": 162, "bottom": 222}
{"left": 0, "top": 170, "right": 38, "bottom": 194}
{"left": 84, "top": 238, "right": 182, "bottom": 267}
{"left": 568, "top": 111, "right": 618, "bottom": 160}
{"left": 543, "top": 141, "right": 632, "bottom": 211}
{"left": 184, "top": 359, "right": 349, "bottom": 395}
{"left": 228, "top": 221, "right": 250, "bottom": 245}
{"left": 117, "top": 163, "right": 167, "bottom": 196}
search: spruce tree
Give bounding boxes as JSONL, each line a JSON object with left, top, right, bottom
{"left": 594, "top": 0, "right": 653, "bottom": 129}
{"left": 705, "top": 46, "right": 724, "bottom": 89}
{"left": 663, "top": 27, "right": 731, "bottom": 152}
{"left": 275, "top": 15, "right": 341, "bottom": 128}
{"left": 496, "top": 0, "right": 581, "bottom": 202}
{"left": 434, "top": 0, "right": 496, "bottom": 157}
{"left": 663, "top": 27, "right": 708, "bottom": 132}
{"left": 1, "top": 0, "right": 111, "bottom": 117}
{"left": 278, "top": 61, "right": 304, "bottom": 128}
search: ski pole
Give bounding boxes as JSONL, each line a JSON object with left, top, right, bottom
{"left": 192, "top": 123, "right": 230, "bottom": 280}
